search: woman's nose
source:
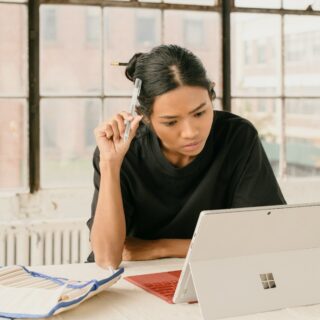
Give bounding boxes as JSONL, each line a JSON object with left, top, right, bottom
{"left": 180, "top": 121, "right": 199, "bottom": 139}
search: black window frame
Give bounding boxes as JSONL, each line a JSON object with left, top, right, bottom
{"left": 1, "top": 0, "right": 319, "bottom": 193}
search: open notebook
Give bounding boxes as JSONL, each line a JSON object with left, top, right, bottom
{"left": 0, "top": 265, "right": 124, "bottom": 319}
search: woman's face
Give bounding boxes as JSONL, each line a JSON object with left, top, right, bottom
{"left": 149, "top": 85, "right": 214, "bottom": 164}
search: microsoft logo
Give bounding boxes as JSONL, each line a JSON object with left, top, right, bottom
{"left": 260, "top": 273, "right": 276, "bottom": 289}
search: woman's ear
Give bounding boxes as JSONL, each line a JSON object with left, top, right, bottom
{"left": 142, "top": 117, "right": 150, "bottom": 126}
{"left": 135, "top": 106, "right": 152, "bottom": 128}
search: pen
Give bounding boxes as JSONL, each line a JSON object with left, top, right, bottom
{"left": 110, "top": 61, "right": 128, "bottom": 66}
{"left": 124, "top": 78, "right": 142, "bottom": 142}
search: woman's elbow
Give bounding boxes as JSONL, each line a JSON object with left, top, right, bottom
{"left": 94, "top": 251, "right": 123, "bottom": 270}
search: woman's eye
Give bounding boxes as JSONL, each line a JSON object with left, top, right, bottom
{"left": 194, "top": 110, "right": 206, "bottom": 118}
{"left": 164, "top": 121, "right": 177, "bottom": 127}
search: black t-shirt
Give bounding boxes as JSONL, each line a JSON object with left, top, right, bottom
{"left": 86, "top": 111, "right": 286, "bottom": 262}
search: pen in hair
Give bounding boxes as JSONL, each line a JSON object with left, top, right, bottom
{"left": 111, "top": 61, "right": 128, "bottom": 66}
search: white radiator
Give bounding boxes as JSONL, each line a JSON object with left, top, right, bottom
{"left": 0, "top": 219, "right": 91, "bottom": 266}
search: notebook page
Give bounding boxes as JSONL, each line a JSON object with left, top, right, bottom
{"left": 0, "top": 284, "right": 66, "bottom": 315}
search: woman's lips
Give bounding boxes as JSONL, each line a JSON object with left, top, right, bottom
{"left": 182, "top": 140, "right": 202, "bottom": 150}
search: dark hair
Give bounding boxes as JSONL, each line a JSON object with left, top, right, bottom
{"left": 125, "top": 44, "right": 216, "bottom": 117}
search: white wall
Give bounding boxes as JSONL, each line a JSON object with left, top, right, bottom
{"left": 279, "top": 178, "right": 320, "bottom": 205}
{"left": 0, "top": 178, "right": 319, "bottom": 221}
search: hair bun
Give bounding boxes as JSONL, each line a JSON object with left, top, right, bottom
{"left": 209, "top": 82, "right": 216, "bottom": 100}
{"left": 125, "top": 53, "right": 143, "bottom": 81}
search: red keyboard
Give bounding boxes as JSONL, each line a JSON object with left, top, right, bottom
{"left": 124, "top": 270, "right": 181, "bottom": 304}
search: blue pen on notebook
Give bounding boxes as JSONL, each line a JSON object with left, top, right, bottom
{"left": 124, "top": 78, "right": 142, "bottom": 142}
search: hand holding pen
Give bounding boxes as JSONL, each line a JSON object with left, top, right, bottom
{"left": 110, "top": 62, "right": 143, "bottom": 142}
{"left": 94, "top": 111, "right": 143, "bottom": 164}
{"left": 93, "top": 63, "right": 143, "bottom": 163}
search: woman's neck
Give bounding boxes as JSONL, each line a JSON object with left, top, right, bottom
{"left": 161, "top": 147, "right": 196, "bottom": 168}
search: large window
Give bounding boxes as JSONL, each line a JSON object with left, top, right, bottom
{"left": 231, "top": 2, "right": 320, "bottom": 178}
{"left": 0, "top": 2, "right": 28, "bottom": 191}
{"left": 1, "top": 0, "right": 319, "bottom": 195}
{"left": 38, "top": 2, "right": 221, "bottom": 189}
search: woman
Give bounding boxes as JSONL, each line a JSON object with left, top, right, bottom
{"left": 87, "top": 44, "right": 286, "bottom": 269}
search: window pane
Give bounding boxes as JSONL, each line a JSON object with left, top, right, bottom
{"left": 104, "top": 8, "right": 161, "bottom": 95}
{"left": 41, "top": 99, "right": 101, "bottom": 188}
{"left": 286, "top": 99, "right": 320, "bottom": 177}
{"left": 232, "top": 99, "right": 281, "bottom": 175}
{"left": 140, "top": 0, "right": 217, "bottom": 3}
{"left": 164, "top": 11, "right": 222, "bottom": 97}
{"left": 164, "top": 0, "right": 217, "bottom": 4}
{"left": 0, "top": 4, "right": 27, "bottom": 96}
{"left": 235, "top": 0, "right": 281, "bottom": 8}
{"left": 284, "top": 16, "right": 320, "bottom": 97}
{"left": 283, "top": 0, "right": 320, "bottom": 10}
{"left": 103, "top": 98, "right": 131, "bottom": 120}
{"left": 0, "top": 0, "right": 27, "bottom": 3}
{"left": 0, "top": 99, "right": 28, "bottom": 190}
{"left": 231, "top": 14, "right": 281, "bottom": 97}
{"left": 40, "top": 6, "right": 102, "bottom": 96}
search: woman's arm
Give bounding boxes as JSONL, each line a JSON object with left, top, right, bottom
{"left": 91, "top": 162, "right": 126, "bottom": 269}
{"left": 122, "top": 237, "right": 191, "bottom": 261}
{"left": 90, "top": 113, "right": 143, "bottom": 270}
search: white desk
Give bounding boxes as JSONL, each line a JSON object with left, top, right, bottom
{"left": 30, "top": 258, "right": 320, "bottom": 320}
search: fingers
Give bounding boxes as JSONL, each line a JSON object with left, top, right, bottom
{"left": 114, "top": 114, "right": 125, "bottom": 136}
{"left": 94, "top": 112, "right": 142, "bottom": 143}
{"left": 105, "top": 123, "right": 113, "bottom": 139}
{"left": 119, "top": 111, "right": 134, "bottom": 122}
{"left": 110, "top": 119, "right": 121, "bottom": 141}
{"left": 129, "top": 115, "right": 144, "bottom": 139}
{"left": 94, "top": 112, "right": 130, "bottom": 139}
{"left": 94, "top": 122, "right": 109, "bottom": 139}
